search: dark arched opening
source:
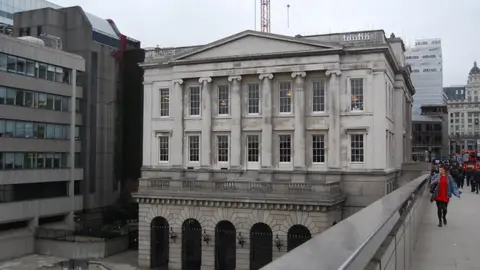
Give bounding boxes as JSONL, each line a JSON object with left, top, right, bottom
{"left": 215, "top": 220, "right": 236, "bottom": 270}
{"left": 287, "top": 224, "right": 311, "bottom": 252}
{"left": 150, "top": 217, "right": 169, "bottom": 269}
{"left": 182, "top": 218, "right": 202, "bottom": 270}
{"left": 249, "top": 222, "right": 273, "bottom": 270}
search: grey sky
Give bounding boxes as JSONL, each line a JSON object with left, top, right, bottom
{"left": 51, "top": 0, "right": 478, "bottom": 86}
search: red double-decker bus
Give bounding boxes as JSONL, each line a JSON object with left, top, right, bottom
{"left": 462, "top": 150, "right": 479, "bottom": 171}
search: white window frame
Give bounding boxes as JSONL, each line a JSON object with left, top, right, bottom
{"left": 311, "top": 134, "right": 326, "bottom": 165}
{"left": 216, "top": 134, "right": 230, "bottom": 166}
{"left": 217, "top": 85, "right": 230, "bottom": 116}
{"left": 278, "top": 133, "right": 292, "bottom": 168}
{"left": 312, "top": 80, "right": 326, "bottom": 113}
{"left": 279, "top": 81, "right": 293, "bottom": 114}
{"left": 247, "top": 83, "right": 261, "bottom": 115}
{"left": 349, "top": 78, "right": 364, "bottom": 112}
{"left": 187, "top": 134, "right": 201, "bottom": 164}
{"left": 189, "top": 86, "right": 201, "bottom": 117}
{"left": 159, "top": 88, "right": 170, "bottom": 117}
{"left": 349, "top": 133, "right": 365, "bottom": 166}
{"left": 245, "top": 133, "right": 260, "bottom": 169}
{"left": 157, "top": 134, "right": 170, "bottom": 164}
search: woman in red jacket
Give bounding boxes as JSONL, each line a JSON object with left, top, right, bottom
{"left": 431, "top": 166, "right": 461, "bottom": 227}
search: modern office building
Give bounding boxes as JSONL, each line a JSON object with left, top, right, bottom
{"left": 0, "top": 34, "right": 85, "bottom": 261}
{"left": 135, "top": 30, "right": 414, "bottom": 269}
{"left": 13, "top": 6, "right": 140, "bottom": 225}
{"left": 447, "top": 62, "right": 480, "bottom": 153}
{"left": 406, "top": 38, "right": 448, "bottom": 160}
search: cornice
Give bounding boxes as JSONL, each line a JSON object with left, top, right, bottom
{"left": 135, "top": 196, "right": 345, "bottom": 212}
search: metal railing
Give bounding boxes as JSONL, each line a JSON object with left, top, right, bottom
{"left": 138, "top": 178, "right": 341, "bottom": 201}
{"left": 262, "top": 174, "right": 429, "bottom": 270}
{"left": 35, "top": 228, "right": 122, "bottom": 242}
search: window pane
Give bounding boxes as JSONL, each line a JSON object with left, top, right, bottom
{"left": 62, "top": 97, "right": 70, "bottom": 111}
{"left": 351, "top": 79, "right": 364, "bottom": 111}
{"left": 54, "top": 96, "right": 62, "bottom": 111}
{"left": 46, "top": 124, "right": 55, "bottom": 139}
{"left": 14, "top": 153, "right": 23, "bottom": 169}
{"left": 5, "top": 121, "right": 14, "bottom": 137}
{"left": 312, "top": 81, "right": 326, "bottom": 112}
{"left": 54, "top": 153, "right": 61, "bottom": 168}
{"left": 189, "top": 136, "right": 199, "bottom": 162}
{"left": 45, "top": 153, "right": 54, "bottom": 168}
{"left": 217, "top": 135, "right": 229, "bottom": 162}
{"left": 159, "top": 136, "right": 169, "bottom": 161}
{"left": 36, "top": 123, "right": 45, "bottom": 139}
{"left": 0, "top": 120, "right": 4, "bottom": 137}
{"left": 15, "top": 121, "right": 25, "bottom": 138}
{"left": 16, "top": 90, "right": 24, "bottom": 106}
{"left": 6, "top": 88, "right": 15, "bottom": 105}
{"left": 189, "top": 87, "right": 200, "bottom": 116}
{"left": 248, "top": 84, "right": 260, "bottom": 114}
{"left": 46, "top": 95, "right": 54, "bottom": 110}
{"left": 0, "top": 54, "right": 7, "bottom": 71}
{"left": 279, "top": 82, "right": 292, "bottom": 113}
{"left": 55, "top": 67, "right": 63, "bottom": 83}
{"left": 159, "top": 89, "right": 169, "bottom": 116}
{"left": 351, "top": 134, "right": 364, "bottom": 162}
{"left": 23, "top": 153, "right": 35, "bottom": 169}
{"left": 312, "top": 135, "right": 325, "bottom": 163}
{"left": 39, "top": 64, "right": 47, "bottom": 79}
{"left": 47, "top": 65, "right": 55, "bottom": 81}
{"left": 218, "top": 85, "right": 229, "bottom": 115}
{"left": 24, "top": 91, "right": 33, "bottom": 107}
{"left": 62, "top": 68, "right": 71, "bottom": 84}
{"left": 16, "top": 58, "right": 26, "bottom": 74}
{"left": 0, "top": 86, "right": 5, "bottom": 104}
{"left": 26, "top": 60, "right": 35, "bottom": 76}
{"left": 279, "top": 135, "right": 291, "bottom": 162}
{"left": 37, "top": 153, "right": 45, "bottom": 168}
{"left": 247, "top": 135, "right": 259, "bottom": 162}
{"left": 7, "top": 56, "right": 16, "bottom": 73}
{"left": 54, "top": 125, "right": 62, "bottom": 139}
{"left": 25, "top": 122, "right": 34, "bottom": 138}
{"left": 5, "top": 153, "right": 14, "bottom": 169}
{"left": 38, "top": 93, "right": 47, "bottom": 108}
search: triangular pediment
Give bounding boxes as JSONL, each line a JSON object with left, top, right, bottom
{"left": 172, "top": 30, "right": 341, "bottom": 62}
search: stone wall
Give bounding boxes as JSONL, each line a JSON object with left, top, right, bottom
{"left": 138, "top": 203, "right": 341, "bottom": 270}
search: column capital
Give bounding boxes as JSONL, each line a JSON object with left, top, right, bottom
{"left": 325, "top": 69, "right": 342, "bottom": 76}
{"left": 291, "top": 71, "right": 306, "bottom": 78}
{"left": 172, "top": 79, "right": 183, "bottom": 85}
{"left": 199, "top": 77, "right": 212, "bottom": 83}
{"left": 228, "top": 75, "right": 242, "bottom": 82}
{"left": 259, "top": 73, "right": 274, "bottom": 80}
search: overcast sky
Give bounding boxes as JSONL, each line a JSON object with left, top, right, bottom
{"left": 50, "top": 0, "right": 478, "bottom": 86}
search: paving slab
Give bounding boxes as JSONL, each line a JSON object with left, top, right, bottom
{"left": 411, "top": 190, "right": 480, "bottom": 270}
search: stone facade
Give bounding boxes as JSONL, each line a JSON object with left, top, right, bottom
{"left": 136, "top": 30, "right": 415, "bottom": 269}
{"left": 137, "top": 199, "right": 341, "bottom": 270}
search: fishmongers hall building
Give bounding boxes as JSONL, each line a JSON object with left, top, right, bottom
{"left": 136, "top": 30, "right": 414, "bottom": 270}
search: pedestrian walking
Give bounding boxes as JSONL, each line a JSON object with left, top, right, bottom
{"left": 430, "top": 165, "right": 461, "bottom": 227}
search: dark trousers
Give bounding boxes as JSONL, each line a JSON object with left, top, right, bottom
{"left": 459, "top": 176, "right": 465, "bottom": 188}
{"left": 472, "top": 180, "right": 480, "bottom": 194}
{"left": 467, "top": 174, "right": 471, "bottom": 187}
{"left": 436, "top": 201, "right": 448, "bottom": 223}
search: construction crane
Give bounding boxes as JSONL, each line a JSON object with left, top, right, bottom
{"left": 260, "top": 0, "right": 271, "bottom": 33}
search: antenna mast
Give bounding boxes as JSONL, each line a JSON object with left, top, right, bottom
{"left": 260, "top": 0, "right": 271, "bottom": 33}
{"left": 287, "top": 4, "right": 290, "bottom": 28}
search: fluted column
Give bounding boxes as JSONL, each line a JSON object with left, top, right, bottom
{"left": 326, "top": 69, "right": 342, "bottom": 169}
{"left": 199, "top": 77, "right": 212, "bottom": 167}
{"left": 259, "top": 73, "right": 274, "bottom": 168}
{"left": 172, "top": 79, "right": 184, "bottom": 167}
{"left": 228, "top": 75, "right": 242, "bottom": 168}
{"left": 292, "top": 72, "right": 307, "bottom": 169}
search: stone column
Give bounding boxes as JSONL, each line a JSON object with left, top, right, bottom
{"left": 200, "top": 77, "right": 212, "bottom": 167}
{"left": 326, "top": 69, "right": 342, "bottom": 169}
{"left": 259, "top": 73, "right": 274, "bottom": 168}
{"left": 228, "top": 75, "right": 242, "bottom": 168}
{"left": 172, "top": 79, "right": 184, "bottom": 167}
{"left": 292, "top": 72, "right": 307, "bottom": 169}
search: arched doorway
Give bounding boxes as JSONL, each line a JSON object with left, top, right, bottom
{"left": 150, "top": 217, "right": 169, "bottom": 269}
{"left": 249, "top": 223, "right": 273, "bottom": 270}
{"left": 215, "top": 221, "right": 236, "bottom": 270}
{"left": 287, "top": 225, "right": 311, "bottom": 252}
{"left": 182, "top": 218, "right": 202, "bottom": 270}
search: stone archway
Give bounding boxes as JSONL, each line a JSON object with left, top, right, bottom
{"left": 249, "top": 222, "right": 273, "bottom": 270}
{"left": 150, "top": 217, "right": 169, "bottom": 269}
{"left": 182, "top": 218, "right": 202, "bottom": 270}
{"left": 287, "top": 224, "right": 311, "bottom": 252}
{"left": 215, "top": 220, "right": 236, "bottom": 270}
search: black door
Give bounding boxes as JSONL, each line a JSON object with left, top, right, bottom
{"left": 150, "top": 217, "right": 169, "bottom": 269}
{"left": 249, "top": 223, "right": 273, "bottom": 270}
{"left": 287, "top": 225, "right": 311, "bottom": 252}
{"left": 215, "top": 221, "right": 236, "bottom": 270}
{"left": 182, "top": 219, "right": 202, "bottom": 270}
